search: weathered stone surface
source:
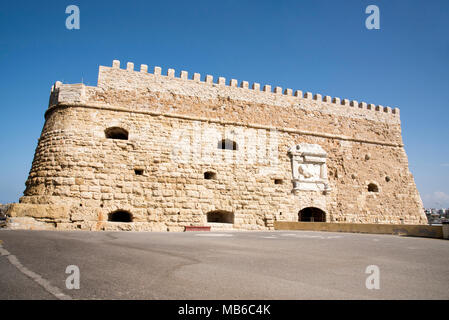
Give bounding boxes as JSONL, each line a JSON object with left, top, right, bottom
{"left": 0, "top": 204, "right": 7, "bottom": 228}
{"left": 8, "top": 203, "right": 70, "bottom": 220}
{"left": 13, "top": 60, "right": 427, "bottom": 231}
{"left": 0, "top": 204, "right": 10, "bottom": 218}
{"left": 6, "top": 217, "right": 55, "bottom": 230}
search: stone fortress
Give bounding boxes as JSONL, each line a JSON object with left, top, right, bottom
{"left": 7, "top": 60, "right": 427, "bottom": 231}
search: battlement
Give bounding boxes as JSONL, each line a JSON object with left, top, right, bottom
{"left": 95, "top": 60, "right": 400, "bottom": 118}
{"left": 47, "top": 59, "right": 404, "bottom": 149}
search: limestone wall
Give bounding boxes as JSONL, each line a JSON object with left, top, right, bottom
{"left": 16, "top": 60, "right": 426, "bottom": 231}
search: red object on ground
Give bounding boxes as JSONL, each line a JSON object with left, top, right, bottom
{"left": 184, "top": 226, "right": 211, "bottom": 232}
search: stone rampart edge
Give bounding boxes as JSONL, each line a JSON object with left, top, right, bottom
{"left": 45, "top": 103, "right": 404, "bottom": 148}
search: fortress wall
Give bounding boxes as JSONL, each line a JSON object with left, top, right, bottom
{"left": 20, "top": 100, "right": 426, "bottom": 230}
{"left": 96, "top": 61, "right": 400, "bottom": 122}
{"left": 23, "top": 107, "right": 297, "bottom": 230}
{"left": 83, "top": 61, "right": 403, "bottom": 146}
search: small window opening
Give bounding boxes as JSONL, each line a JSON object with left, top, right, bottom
{"left": 134, "top": 169, "right": 144, "bottom": 175}
{"left": 108, "top": 210, "right": 133, "bottom": 222}
{"left": 368, "top": 183, "right": 379, "bottom": 193}
{"left": 274, "top": 179, "right": 283, "bottom": 185}
{"left": 105, "top": 127, "right": 128, "bottom": 140}
{"left": 204, "top": 171, "right": 217, "bottom": 180}
{"left": 218, "top": 139, "right": 238, "bottom": 150}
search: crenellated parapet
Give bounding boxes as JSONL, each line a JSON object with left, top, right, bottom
{"left": 46, "top": 59, "right": 406, "bottom": 149}
{"left": 92, "top": 59, "right": 400, "bottom": 120}
{"left": 48, "top": 60, "right": 401, "bottom": 126}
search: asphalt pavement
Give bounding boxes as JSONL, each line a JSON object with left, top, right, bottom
{"left": 0, "top": 229, "right": 448, "bottom": 299}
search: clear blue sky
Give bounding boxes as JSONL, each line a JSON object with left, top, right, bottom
{"left": 0, "top": 0, "right": 448, "bottom": 208}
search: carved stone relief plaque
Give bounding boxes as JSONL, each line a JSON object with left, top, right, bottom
{"left": 288, "top": 143, "right": 331, "bottom": 194}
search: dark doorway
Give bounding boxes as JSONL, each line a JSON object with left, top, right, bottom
{"left": 298, "top": 207, "right": 326, "bottom": 222}
{"left": 207, "top": 210, "right": 234, "bottom": 224}
{"left": 108, "top": 210, "right": 133, "bottom": 222}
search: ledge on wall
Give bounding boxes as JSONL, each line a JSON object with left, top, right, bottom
{"left": 274, "top": 221, "right": 444, "bottom": 239}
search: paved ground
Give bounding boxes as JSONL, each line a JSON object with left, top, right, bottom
{"left": 0, "top": 229, "right": 448, "bottom": 300}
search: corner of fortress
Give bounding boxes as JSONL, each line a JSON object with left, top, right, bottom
{"left": 9, "top": 59, "right": 426, "bottom": 231}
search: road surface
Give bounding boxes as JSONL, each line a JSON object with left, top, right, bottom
{"left": 0, "top": 229, "right": 448, "bottom": 299}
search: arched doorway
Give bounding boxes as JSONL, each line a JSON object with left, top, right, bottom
{"left": 298, "top": 207, "right": 326, "bottom": 222}
{"left": 207, "top": 210, "right": 234, "bottom": 224}
{"left": 108, "top": 210, "right": 133, "bottom": 222}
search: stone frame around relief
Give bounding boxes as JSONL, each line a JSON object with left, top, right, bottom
{"left": 288, "top": 143, "right": 331, "bottom": 194}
